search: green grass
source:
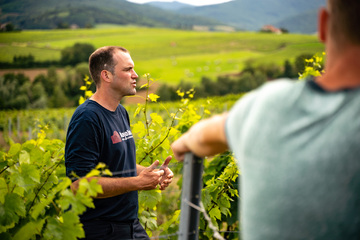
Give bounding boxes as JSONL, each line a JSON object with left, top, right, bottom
{"left": 0, "top": 26, "right": 324, "bottom": 84}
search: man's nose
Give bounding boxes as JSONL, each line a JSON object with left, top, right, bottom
{"left": 132, "top": 70, "right": 138, "bottom": 79}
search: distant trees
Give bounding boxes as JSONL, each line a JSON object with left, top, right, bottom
{"left": 0, "top": 73, "right": 40, "bottom": 110}
{"left": 0, "top": 63, "right": 95, "bottom": 110}
{"left": 13, "top": 55, "right": 35, "bottom": 68}
{"left": 0, "top": 22, "right": 18, "bottom": 32}
{"left": 60, "top": 43, "right": 95, "bottom": 66}
{"left": 0, "top": 50, "right": 315, "bottom": 109}
{"left": 0, "top": 43, "right": 96, "bottom": 69}
{"left": 0, "top": 42, "right": 97, "bottom": 110}
{"left": 156, "top": 53, "right": 313, "bottom": 102}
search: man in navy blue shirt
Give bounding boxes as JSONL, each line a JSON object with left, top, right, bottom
{"left": 65, "top": 46, "right": 173, "bottom": 239}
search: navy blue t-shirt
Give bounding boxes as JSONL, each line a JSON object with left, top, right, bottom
{"left": 65, "top": 99, "right": 138, "bottom": 222}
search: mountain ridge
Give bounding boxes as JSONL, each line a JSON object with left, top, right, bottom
{"left": 0, "top": 0, "right": 221, "bottom": 29}
{"left": 150, "top": 0, "right": 326, "bottom": 33}
{"left": 0, "top": 0, "right": 327, "bottom": 33}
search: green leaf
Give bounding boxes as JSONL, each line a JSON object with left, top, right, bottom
{"left": 78, "top": 96, "right": 85, "bottom": 105}
{"left": 139, "top": 190, "right": 161, "bottom": 209}
{"left": 85, "top": 90, "right": 93, "bottom": 98}
{"left": 22, "top": 164, "right": 41, "bottom": 184}
{"left": 78, "top": 178, "right": 103, "bottom": 197}
{"left": 219, "top": 195, "right": 231, "bottom": 216}
{"left": 133, "top": 104, "right": 142, "bottom": 118}
{"left": 148, "top": 93, "right": 160, "bottom": 102}
{"left": 13, "top": 219, "right": 45, "bottom": 240}
{"left": 140, "top": 83, "right": 149, "bottom": 89}
{"left": 159, "top": 209, "right": 180, "bottom": 231}
{"left": 0, "top": 178, "right": 7, "bottom": 204}
{"left": 84, "top": 169, "right": 100, "bottom": 178}
{"left": 59, "top": 189, "right": 91, "bottom": 214}
{"left": 150, "top": 113, "right": 163, "bottom": 124}
{"left": 8, "top": 143, "right": 21, "bottom": 157}
{"left": 61, "top": 211, "right": 85, "bottom": 239}
{"left": 0, "top": 232, "right": 11, "bottom": 240}
{"left": 201, "top": 189, "right": 211, "bottom": 209}
{"left": 209, "top": 206, "right": 221, "bottom": 220}
{"left": 29, "top": 147, "right": 44, "bottom": 165}
{"left": 0, "top": 193, "right": 26, "bottom": 229}
{"left": 31, "top": 191, "right": 57, "bottom": 220}
{"left": 132, "top": 121, "right": 146, "bottom": 138}
{"left": 19, "top": 150, "right": 30, "bottom": 164}
{"left": 11, "top": 164, "right": 40, "bottom": 192}
{"left": 44, "top": 211, "right": 84, "bottom": 240}
{"left": 146, "top": 217, "right": 158, "bottom": 230}
{"left": 22, "top": 141, "right": 36, "bottom": 152}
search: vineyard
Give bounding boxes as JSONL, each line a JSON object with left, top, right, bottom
{"left": 0, "top": 25, "right": 325, "bottom": 239}
{"left": 0, "top": 93, "right": 242, "bottom": 151}
{"left": 0, "top": 26, "right": 324, "bottom": 84}
{"left": 0, "top": 80, "right": 244, "bottom": 239}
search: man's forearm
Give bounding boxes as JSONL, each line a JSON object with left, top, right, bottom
{"left": 71, "top": 162, "right": 164, "bottom": 198}
{"left": 171, "top": 113, "right": 229, "bottom": 161}
{"left": 71, "top": 176, "right": 141, "bottom": 199}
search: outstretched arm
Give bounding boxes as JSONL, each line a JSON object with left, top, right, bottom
{"left": 171, "top": 113, "right": 229, "bottom": 161}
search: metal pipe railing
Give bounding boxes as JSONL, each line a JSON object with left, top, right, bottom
{"left": 178, "top": 153, "right": 204, "bottom": 240}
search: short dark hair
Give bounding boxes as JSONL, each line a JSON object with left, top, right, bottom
{"left": 89, "top": 46, "right": 129, "bottom": 86}
{"left": 328, "top": 0, "right": 360, "bottom": 45}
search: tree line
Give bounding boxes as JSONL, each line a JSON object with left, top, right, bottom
{"left": 0, "top": 50, "right": 313, "bottom": 110}
{"left": 0, "top": 64, "right": 95, "bottom": 110}
{"left": 0, "top": 43, "right": 95, "bottom": 69}
{"left": 156, "top": 53, "right": 313, "bottom": 102}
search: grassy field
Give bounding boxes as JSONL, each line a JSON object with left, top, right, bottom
{"left": 0, "top": 25, "right": 324, "bottom": 84}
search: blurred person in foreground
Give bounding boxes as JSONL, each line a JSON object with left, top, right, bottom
{"left": 65, "top": 46, "right": 173, "bottom": 240}
{"left": 171, "top": 0, "right": 360, "bottom": 239}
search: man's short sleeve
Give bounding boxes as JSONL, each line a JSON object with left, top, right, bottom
{"left": 225, "top": 90, "right": 259, "bottom": 158}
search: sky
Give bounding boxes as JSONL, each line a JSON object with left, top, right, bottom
{"left": 126, "top": 0, "right": 233, "bottom": 6}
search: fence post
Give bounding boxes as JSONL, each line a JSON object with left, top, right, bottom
{"left": 8, "top": 118, "right": 12, "bottom": 137}
{"left": 178, "top": 153, "right": 204, "bottom": 240}
{"left": 17, "top": 115, "right": 20, "bottom": 138}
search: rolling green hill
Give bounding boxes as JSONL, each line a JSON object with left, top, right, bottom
{"left": 0, "top": 0, "right": 221, "bottom": 29}
{"left": 0, "top": 26, "right": 324, "bottom": 84}
{"left": 174, "top": 0, "right": 326, "bottom": 33}
{"left": 274, "top": 10, "right": 319, "bottom": 34}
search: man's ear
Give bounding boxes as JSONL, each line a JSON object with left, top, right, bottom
{"left": 318, "top": 7, "right": 329, "bottom": 43}
{"left": 100, "top": 70, "right": 112, "bottom": 83}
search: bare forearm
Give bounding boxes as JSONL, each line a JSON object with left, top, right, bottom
{"left": 172, "top": 113, "right": 229, "bottom": 160}
{"left": 71, "top": 162, "right": 164, "bottom": 199}
{"left": 71, "top": 176, "right": 141, "bottom": 199}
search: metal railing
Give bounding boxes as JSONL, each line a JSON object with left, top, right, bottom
{"left": 178, "top": 153, "right": 204, "bottom": 240}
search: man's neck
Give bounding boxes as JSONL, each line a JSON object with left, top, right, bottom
{"left": 316, "top": 46, "right": 360, "bottom": 91}
{"left": 90, "top": 90, "right": 122, "bottom": 112}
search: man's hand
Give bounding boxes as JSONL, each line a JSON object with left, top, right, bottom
{"left": 171, "top": 113, "right": 229, "bottom": 161}
{"left": 170, "top": 133, "right": 191, "bottom": 161}
{"left": 137, "top": 160, "right": 164, "bottom": 190}
{"left": 159, "top": 156, "right": 174, "bottom": 190}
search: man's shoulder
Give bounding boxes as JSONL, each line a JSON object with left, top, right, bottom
{"left": 72, "top": 100, "right": 102, "bottom": 121}
{"left": 259, "top": 78, "right": 301, "bottom": 93}
{"left": 251, "top": 78, "right": 305, "bottom": 102}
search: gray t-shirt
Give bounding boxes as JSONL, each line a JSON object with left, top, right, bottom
{"left": 225, "top": 79, "right": 360, "bottom": 240}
